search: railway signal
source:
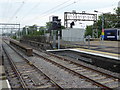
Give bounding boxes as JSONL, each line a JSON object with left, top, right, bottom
{"left": 49, "top": 16, "right": 61, "bottom": 30}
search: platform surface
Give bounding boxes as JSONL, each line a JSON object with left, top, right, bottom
{"left": 61, "top": 40, "right": 119, "bottom": 54}
{"left": 0, "top": 66, "right": 11, "bottom": 89}
{"left": 48, "top": 48, "right": 119, "bottom": 60}
{"left": 71, "top": 48, "right": 119, "bottom": 60}
{"left": 0, "top": 36, "right": 11, "bottom": 89}
{"left": 76, "top": 48, "right": 118, "bottom": 56}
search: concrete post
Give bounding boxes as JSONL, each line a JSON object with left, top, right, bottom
{"left": 88, "top": 35, "right": 90, "bottom": 49}
{"left": 26, "top": 27, "right": 28, "bottom": 35}
{"left": 53, "top": 30, "right": 56, "bottom": 49}
{"left": 58, "top": 30, "right": 60, "bottom": 49}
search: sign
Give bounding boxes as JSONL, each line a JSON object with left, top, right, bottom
{"left": 101, "top": 29, "right": 104, "bottom": 39}
{"left": 65, "top": 12, "right": 97, "bottom": 21}
{"left": 101, "top": 35, "right": 104, "bottom": 38}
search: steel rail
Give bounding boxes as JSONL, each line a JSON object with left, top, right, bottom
{"left": 33, "top": 52, "right": 114, "bottom": 90}
{"left": 19, "top": 40, "right": 119, "bottom": 88}
{"left": 4, "top": 39, "right": 119, "bottom": 89}
{"left": 4, "top": 40, "right": 64, "bottom": 90}
{"left": 47, "top": 52, "right": 120, "bottom": 80}
{"left": 2, "top": 44, "right": 28, "bottom": 89}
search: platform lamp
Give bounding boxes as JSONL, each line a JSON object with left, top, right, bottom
{"left": 94, "top": 10, "right": 105, "bottom": 41}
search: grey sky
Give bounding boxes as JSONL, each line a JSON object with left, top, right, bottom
{"left": 0, "top": 0, "right": 119, "bottom": 28}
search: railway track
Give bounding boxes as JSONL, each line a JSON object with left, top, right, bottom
{"left": 33, "top": 50, "right": 119, "bottom": 89}
{"left": 3, "top": 40, "right": 99, "bottom": 88}
{"left": 12, "top": 43, "right": 119, "bottom": 88}
{"left": 2, "top": 41, "right": 63, "bottom": 89}
{"left": 3, "top": 50, "right": 22, "bottom": 88}
{"left": 3, "top": 40, "right": 120, "bottom": 89}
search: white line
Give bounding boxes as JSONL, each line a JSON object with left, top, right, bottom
{"left": 46, "top": 49, "right": 71, "bottom": 52}
{"left": 6, "top": 80, "right": 11, "bottom": 90}
{"left": 47, "top": 48, "right": 119, "bottom": 60}
{"left": 70, "top": 49, "right": 119, "bottom": 60}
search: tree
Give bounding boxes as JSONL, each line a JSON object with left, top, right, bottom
{"left": 114, "top": 7, "right": 120, "bottom": 27}
{"left": 85, "top": 25, "right": 93, "bottom": 37}
{"left": 22, "top": 25, "right": 45, "bottom": 36}
{"left": 22, "top": 27, "right": 26, "bottom": 36}
{"left": 85, "top": 7, "right": 120, "bottom": 37}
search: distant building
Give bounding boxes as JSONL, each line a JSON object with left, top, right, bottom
{"left": 118, "top": 1, "right": 120, "bottom": 7}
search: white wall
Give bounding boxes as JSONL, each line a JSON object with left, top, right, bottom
{"left": 62, "top": 28, "right": 85, "bottom": 41}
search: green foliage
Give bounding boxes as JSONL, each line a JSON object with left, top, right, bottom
{"left": 61, "top": 25, "right": 65, "bottom": 29}
{"left": 85, "top": 7, "right": 120, "bottom": 37}
{"left": 115, "top": 7, "right": 120, "bottom": 15}
{"left": 22, "top": 27, "right": 26, "bottom": 36}
{"left": 46, "top": 22, "right": 65, "bottom": 30}
{"left": 22, "top": 24, "right": 46, "bottom": 37}
{"left": 85, "top": 25, "right": 92, "bottom": 37}
{"left": 11, "top": 36, "right": 17, "bottom": 39}
{"left": 26, "top": 30, "right": 44, "bottom": 37}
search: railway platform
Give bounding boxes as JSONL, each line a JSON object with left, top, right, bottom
{"left": 0, "top": 65, "right": 11, "bottom": 89}
{"left": 0, "top": 36, "right": 11, "bottom": 89}
{"left": 47, "top": 47, "right": 119, "bottom": 59}
{"left": 71, "top": 48, "right": 119, "bottom": 59}
{"left": 47, "top": 46, "right": 119, "bottom": 73}
{"left": 60, "top": 40, "right": 119, "bottom": 54}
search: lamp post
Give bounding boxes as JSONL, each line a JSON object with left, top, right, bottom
{"left": 94, "top": 10, "right": 111, "bottom": 40}
{"left": 94, "top": 10, "right": 104, "bottom": 41}
{"left": 94, "top": 10, "right": 111, "bottom": 48}
{"left": 94, "top": 10, "right": 106, "bottom": 48}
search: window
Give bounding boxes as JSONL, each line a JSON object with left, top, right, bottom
{"left": 118, "top": 30, "right": 120, "bottom": 36}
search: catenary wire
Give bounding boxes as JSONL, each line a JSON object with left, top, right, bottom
{"left": 20, "top": 0, "right": 73, "bottom": 23}
{"left": 24, "top": 1, "right": 77, "bottom": 24}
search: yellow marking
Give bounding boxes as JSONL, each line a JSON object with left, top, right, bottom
{"left": 100, "top": 80, "right": 115, "bottom": 84}
{"left": 75, "top": 48, "right": 119, "bottom": 56}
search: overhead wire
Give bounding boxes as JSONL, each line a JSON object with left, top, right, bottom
{"left": 38, "top": 0, "right": 73, "bottom": 16}
{"left": 8, "top": 0, "right": 26, "bottom": 23}
{"left": 20, "top": 0, "right": 73, "bottom": 23}
{"left": 20, "top": 1, "right": 42, "bottom": 21}
{"left": 4, "top": 0, "right": 10, "bottom": 22}
{"left": 2, "top": 0, "right": 12, "bottom": 32}
{"left": 24, "top": 1, "right": 77, "bottom": 23}
{"left": 2, "top": 0, "right": 10, "bottom": 22}
{"left": 41, "top": 1, "right": 76, "bottom": 18}
{"left": 34, "top": 0, "right": 81, "bottom": 18}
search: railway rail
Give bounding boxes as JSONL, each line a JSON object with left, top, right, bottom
{"left": 3, "top": 49, "right": 22, "bottom": 88}
{"left": 33, "top": 50, "right": 119, "bottom": 89}
{"left": 4, "top": 41, "right": 100, "bottom": 88}
{"left": 3, "top": 39, "right": 120, "bottom": 89}
{"left": 3, "top": 41, "right": 63, "bottom": 89}
{"left": 20, "top": 40, "right": 120, "bottom": 73}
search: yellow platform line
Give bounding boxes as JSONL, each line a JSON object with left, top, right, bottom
{"left": 75, "top": 48, "right": 119, "bottom": 57}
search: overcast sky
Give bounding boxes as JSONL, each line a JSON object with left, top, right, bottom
{"left": 0, "top": 0, "right": 120, "bottom": 29}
